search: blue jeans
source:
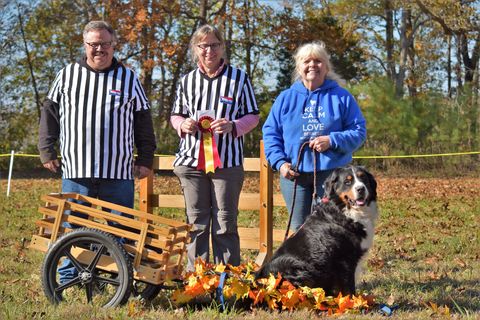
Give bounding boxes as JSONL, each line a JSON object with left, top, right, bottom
{"left": 280, "top": 170, "right": 333, "bottom": 232}
{"left": 58, "top": 178, "right": 134, "bottom": 283}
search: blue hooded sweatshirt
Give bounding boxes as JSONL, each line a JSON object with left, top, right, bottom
{"left": 262, "top": 79, "right": 366, "bottom": 173}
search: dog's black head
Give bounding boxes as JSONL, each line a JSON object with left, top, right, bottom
{"left": 324, "top": 165, "right": 377, "bottom": 210}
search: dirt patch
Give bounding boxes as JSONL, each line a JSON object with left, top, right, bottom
{"left": 5, "top": 174, "right": 477, "bottom": 201}
{"left": 150, "top": 174, "right": 479, "bottom": 200}
{"left": 375, "top": 177, "right": 478, "bottom": 200}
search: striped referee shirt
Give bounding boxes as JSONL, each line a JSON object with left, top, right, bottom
{"left": 38, "top": 57, "right": 156, "bottom": 180}
{"left": 171, "top": 65, "right": 259, "bottom": 168}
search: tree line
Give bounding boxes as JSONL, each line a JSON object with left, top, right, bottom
{"left": 1, "top": 0, "right": 479, "bottom": 169}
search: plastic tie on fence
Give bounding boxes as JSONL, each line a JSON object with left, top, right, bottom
{"left": 216, "top": 272, "right": 227, "bottom": 311}
{"left": 378, "top": 304, "right": 398, "bottom": 316}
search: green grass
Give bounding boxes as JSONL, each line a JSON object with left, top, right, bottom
{"left": 0, "top": 176, "right": 479, "bottom": 319}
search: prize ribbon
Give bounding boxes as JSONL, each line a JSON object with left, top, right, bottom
{"left": 197, "top": 116, "right": 221, "bottom": 173}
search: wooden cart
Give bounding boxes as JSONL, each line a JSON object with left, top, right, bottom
{"left": 29, "top": 193, "right": 191, "bottom": 307}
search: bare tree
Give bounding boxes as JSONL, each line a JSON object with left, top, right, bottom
{"left": 17, "top": 2, "right": 41, "bottom": 119}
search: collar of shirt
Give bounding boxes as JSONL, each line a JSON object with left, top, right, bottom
{"left": 197, "top": 59, "right": 226, "bottom": 78}
{"left": 78, "top": 56, "right": 120, "bottom": 73}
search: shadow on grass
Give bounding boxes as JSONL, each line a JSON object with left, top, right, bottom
{"left": 363, "top": 276, "right": 480, "bottom": 313}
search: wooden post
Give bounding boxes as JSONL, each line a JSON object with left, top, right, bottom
{"left": 256, "top": 140, "right": 273, "bottom": 266}
{"left": 139, "top": 170, "right": 153, "bottom": 214}
{"left": 51, "top": 199, "right": 67, "bottom": 242}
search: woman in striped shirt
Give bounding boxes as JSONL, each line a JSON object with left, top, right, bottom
{"left": 171, "top": 24, "right": 259, "bottom": 270}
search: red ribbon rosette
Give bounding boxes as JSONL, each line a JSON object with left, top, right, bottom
{"left": 197, "top": 116, "right": 221, "bottom": 173}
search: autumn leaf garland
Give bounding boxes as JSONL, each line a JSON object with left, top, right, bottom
{"left": 171, "top": 259, "right": 375, "bottom": 314}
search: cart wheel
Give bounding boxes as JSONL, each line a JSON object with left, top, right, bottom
{"left": 41, "top": 228, "right": 133, "bottom": 307}
{"left": 132, "top": 282, "right": 162, "bottom": 301}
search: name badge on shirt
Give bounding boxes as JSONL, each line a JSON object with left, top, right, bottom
{"left": 220, "top": 96, "right": 233, "bottom": 105}
{"left": 109, "top": 89, "right": 122, "bottom": 96}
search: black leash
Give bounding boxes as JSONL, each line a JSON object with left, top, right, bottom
{"left": 284, "top": 141, "right": 318, "bottom": 240}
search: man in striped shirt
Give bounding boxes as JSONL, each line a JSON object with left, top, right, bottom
{"left": 38, "top": 21, "right": 156, "bottom": 283}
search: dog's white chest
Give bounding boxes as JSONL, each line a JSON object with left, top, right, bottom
{"left": 344, "top": 201, "right": 378, "bottom": 251}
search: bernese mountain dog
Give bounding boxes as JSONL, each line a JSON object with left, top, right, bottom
{"left": 255, "top": 165, "right": 378, "bottom": 295}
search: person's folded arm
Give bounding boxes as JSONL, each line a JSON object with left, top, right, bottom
{"left": 38, "top": 98, "right": 60, "bottom": 164}
{"left": 134, "top": 109, "right": 156, "bottom": 169}
{"left": 262, "top": 97, "right": 289, "bottom": 171}
{"left": 232, "top": 114, "right": 260, "bottom": 138}
{"left": 170, "top": 115, "right": 187, "bottom": 138}
{"left": 329, "top": 93, "right": 366, "bottom": 154}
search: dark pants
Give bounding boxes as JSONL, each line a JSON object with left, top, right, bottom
{"left": 280, "top": 170, "right": 333, "bottom": 231}
{"left": 174, "top": 165, "right": 244, "bottom": 271}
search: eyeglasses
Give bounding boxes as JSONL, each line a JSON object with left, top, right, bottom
{"left": 85, "top": 41, "right": 113, "bottom": 49}
{"left": 197, "top": 43, "right": 222, "bottom": 51}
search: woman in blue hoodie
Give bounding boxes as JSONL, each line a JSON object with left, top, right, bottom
{"left": 263, "top": 42, "right": 366, "bottom": 231}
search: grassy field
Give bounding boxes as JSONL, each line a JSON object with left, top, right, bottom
{"left": 0, "top": 173, "right": 479, "bottom": 319}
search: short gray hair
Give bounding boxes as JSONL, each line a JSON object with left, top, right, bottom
{"left": 189, "top": 24, "right": 226, "bottom": 63}
{"left": 292, "top": 41, "right": 345, "bottom": 86}
{"left": 83, "top": 21, "right": 118, "bottom": 44}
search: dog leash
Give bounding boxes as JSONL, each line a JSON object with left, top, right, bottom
{"left": 284, "top": 141, "right": 318, "bottom": 240}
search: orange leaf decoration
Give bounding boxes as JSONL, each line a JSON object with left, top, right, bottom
{"left": 201, "top": 275, "right": 219, "bottom": 291}
{"left": 170, "top": 258, "right": 375, "bottom": 313}
{"left": 311, "top": 287, "right": 326, "bottom": 303}
{"left": 278, "top": 280, "right": 296, "bottom": 293}
{"left": 224, "top": 277, "right": 249, "bottom": 299}
{"left": 184, "top": 275, "right": 205, "bottom": 296}
{"left": 227, "top": 264, "right": 244, "bottom": 275}
{"left": 280, "top": 288, "right": 302, "bottom": 311}
{"left": 215, "top": 263, "right": 226, "bottom": 273}
{"left": 265, "top": 272, "right": 282, "bottom": 292}
{"left": 171, "top": 289, "right": 193, "bottom": 304}
{"left": 353, "top": 295, "right": 370, "bottom": 309}
{"left": 265, "top": 295, "right": 279, "bottom": 310}
{"left": 193, "top": 258, "right": 210, "bottom": 276}
{"left": 249, "top": 288, "right": 266, "bottom": 305}
{"left": 336, "top": 294, "right": 355, "bottom": 314}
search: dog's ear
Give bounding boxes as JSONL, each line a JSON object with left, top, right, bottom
{"left": 364, "top": 169, "right": 377, "bottom": 200}
{"left": 323, "top": 168, "right": 340, "bottom": 199}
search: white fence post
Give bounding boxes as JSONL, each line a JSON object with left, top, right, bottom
{"left": 7, "top": 150, "right": 14, "bottom": 197}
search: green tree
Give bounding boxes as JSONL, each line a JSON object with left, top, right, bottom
{"left": 272, "top": 1, "right": 366, "bottom": 89}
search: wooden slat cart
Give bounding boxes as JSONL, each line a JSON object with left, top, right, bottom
{"left": 29, "top": 192, "right": 191, "bottom": 307}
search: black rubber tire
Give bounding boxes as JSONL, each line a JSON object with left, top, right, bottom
{"left": 132, "top": 282, "right": 162, "bottom": 301}
{"left": 41, "top": 228, "right": 133, "bottom": 307}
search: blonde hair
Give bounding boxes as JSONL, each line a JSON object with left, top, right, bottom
{"left": 189, "top": 24, "right": 226, "bottom": 63}
{"left": 292, "top": 42, "right": 345, "bottom": 86}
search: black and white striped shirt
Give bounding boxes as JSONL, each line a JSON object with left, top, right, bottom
{"left": 171, "top": 65, "right": 259, "bottom": 168}
{"left": 41, "top": 58, "right": 152, "bottom": 179}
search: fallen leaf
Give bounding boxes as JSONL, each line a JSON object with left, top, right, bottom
{"left": 215, "top": 263, "right": 226, "bottom": 273}
{"left": 454, "top": 257, "right": 467, "bottom": 268}
{"left": 386, "top": 294, "right": 395, "bottom": 306}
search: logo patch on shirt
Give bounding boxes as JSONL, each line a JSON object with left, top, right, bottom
{"left": 220, "top": 96, "right": 233, "bottom": 105}
{"left": 109, "top": 89, "right": 122, "bottom": 96}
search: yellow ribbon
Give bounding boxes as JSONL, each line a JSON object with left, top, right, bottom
{"left": 200, "top": 118, "right": 215, "bottom": 173}
{"left": 203, "top": 131, "right": 215, "bottom": 173}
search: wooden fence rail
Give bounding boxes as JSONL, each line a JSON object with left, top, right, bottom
{"left": 138, "top": 141, "right": 285, "bottom": 265}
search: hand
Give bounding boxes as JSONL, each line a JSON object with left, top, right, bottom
{"left": 43, "top": 159, "right": 60, "bottom": 173}
{"left": 211, "top": 118, "right": 233, "bottom": 134}
{"left": 180, "top": 118, "right": 198, "bottom": 134}
{"left": 134, "top": 165, "right": 152, "bottom": 179}
{"left": 279, "top": 162, "right": 299, "bottom": 180}
{"left": 309, "top": 136, "right": 330, "bottom": 153}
